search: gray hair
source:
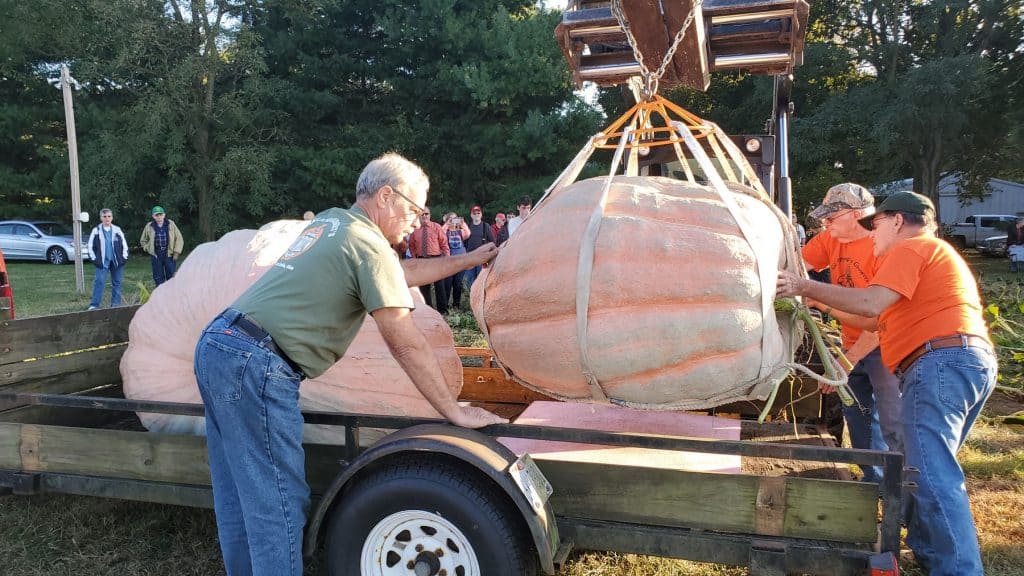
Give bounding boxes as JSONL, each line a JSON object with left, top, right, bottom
{"left": 355, "top": 153, "right": 429, "bottom": 200}
{"left": 897, "top": 211, "right": 938, "bottom": 235}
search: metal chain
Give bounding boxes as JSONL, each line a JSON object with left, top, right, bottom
{"left": 611, "top": 0, "right": 706, "bottom": 98}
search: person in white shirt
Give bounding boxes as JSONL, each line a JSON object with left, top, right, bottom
{"left": 498, "top": 195, "right": 532, "bottom": 244}
{"left": 85, "top": 208, "right": 129, "bottom": 310}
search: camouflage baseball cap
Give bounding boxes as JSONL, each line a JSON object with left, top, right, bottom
{"left": 809, "top": 183, "right": 875, "bottom": 220}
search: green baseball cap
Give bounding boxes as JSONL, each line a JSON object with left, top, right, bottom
{"left": 151, "top": 205, "right": 165, "bottom": 215}
{"left": 858, "top": 191, "right": 934, "bottom": 230}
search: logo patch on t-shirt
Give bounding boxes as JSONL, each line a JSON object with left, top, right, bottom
{"left": 282, "top": 224, "right": 325, "bottom": 260}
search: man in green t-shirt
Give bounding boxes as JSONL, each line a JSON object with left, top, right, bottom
{"left": 193, "top": 153, "right": 505, "bottom": 576}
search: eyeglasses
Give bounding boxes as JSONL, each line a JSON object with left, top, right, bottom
{"left": 870, "top": 215, "right": 895, "bottom": 229}
{"left": 822, "top": 209, "right": 854, "bottom": 225}
{"left": 391, "top": 186, "right": 425, "bottom": 216}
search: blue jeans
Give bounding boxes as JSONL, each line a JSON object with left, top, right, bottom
{"left": 151, "top": 253, "right": 177, "bottom": 286}
{"left": 194, "top": 309, "right": 309, "bottom": 576}
{"left": 89, "top": 264, "right": 124, "bottom": 308}
{"left": 465, "top": 264, "right": 482, "bottom": 289}
{"left": 445, "top": 269, "right": 466, "bottom": 310}
{"left": 844, "top": 348, "right": 902, "bottom": 482}
{"left": 900, "top": 345, "right": 995, "bottom": 576}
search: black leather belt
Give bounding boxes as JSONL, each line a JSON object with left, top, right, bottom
{"left": 230, "top": 313, "right": 304, "bottom": 377}
{"left": 897, "top": 334, "right": 991, "bottom": 374}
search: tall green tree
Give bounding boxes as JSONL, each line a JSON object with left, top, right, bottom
{"left": 796, "top": 0, "right": 1023, "bottom": 220}
{"left": 254, "top": 0, "right": 600, "bottom": 214}
{"left": 1, "top": 0, "right": 602, "bottom": 238}
{"left": 82, "top": 0, "right": 284, "bottom": 240}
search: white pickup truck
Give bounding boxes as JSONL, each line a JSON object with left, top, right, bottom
{"left": 946, "top": 214, "right": 1017, "bottom": 249}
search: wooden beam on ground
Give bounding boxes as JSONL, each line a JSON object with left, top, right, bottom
{"left": 0, "top": 306, "right": 138, "bottom": 364}
{"left": 536, "top": 459, "right": 878, "bottom": 544}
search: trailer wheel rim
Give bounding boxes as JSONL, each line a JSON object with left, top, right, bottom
{"left": 361, "top": 510, "right": 480, "bottom": 576}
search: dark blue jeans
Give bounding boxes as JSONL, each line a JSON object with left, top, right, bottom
{"left": 843, "top": 348, "right": 902, "bottom": 482}
{"left": 466, "top": 264, "right": 482, "bottom": 289}
{"left": 194, "top": 309, "right": 309, "bottom": 576}
{"left": 151, "top": 253, "right": 176, "bottom": 286}
{"left": 445, "top": 269, "right": 466, "bottom": 310}
{"left": 89, "top": 264, "right": 124, "bottom": 308}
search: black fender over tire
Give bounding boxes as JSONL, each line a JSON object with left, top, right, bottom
{"left": 325, "top": 454, "right": 538, "bottom": 576}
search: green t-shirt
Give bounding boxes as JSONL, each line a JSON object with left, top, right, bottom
{"left": 233, "top": 206, "right": 414, "bottom": 378}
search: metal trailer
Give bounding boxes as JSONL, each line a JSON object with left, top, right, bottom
{"left": 0, "top": 308, "right": 903, "bottom": 575}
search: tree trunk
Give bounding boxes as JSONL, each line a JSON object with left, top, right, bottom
{"left": 191, "top": 1, "right": 221, "bottom": 242}
{"left": 912, "top": 132, "right": 944, "bottom": 225}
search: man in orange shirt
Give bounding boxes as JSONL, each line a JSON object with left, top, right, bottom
{"left": 407, "top": 208, "right": 450, "bottom": 313}
{"left": 778, "top": 191, "right": 995, "bottom": 576}
{"left": 803, "top": 183, "right": 901, "bottom": 483}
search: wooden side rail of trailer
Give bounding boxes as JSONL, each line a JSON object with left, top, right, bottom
{"left": 0, "top": 308, "right": 904, "bottom": 576}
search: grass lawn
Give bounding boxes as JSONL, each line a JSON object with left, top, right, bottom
{"left": 7, "top": 257, "right": 156, "bottom": 318}
{"left": 0, "top": 251, "right": 1022, "bottom": 575}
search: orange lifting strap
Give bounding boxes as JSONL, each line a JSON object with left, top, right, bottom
{"left": 597, "top": 93, "right": 712, "bottom": 151}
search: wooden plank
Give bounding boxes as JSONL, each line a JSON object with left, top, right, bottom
{"left": 17, "top": 423, "right": 211, "bottom": 485}
{"left": 661, "top": 0, "right": 710, "bottom": 90}
{"left": 0, "top": 306, "right": 137, "bottom": 364}
{"left": 0, "top": 422, "right": 19, "bottom": 469}
{"left": 0, "top": 358, "right": 122, "bottom": 411}
{"left": 0, "top": 422, "right": 349, "bottom": 495}
{"left": 539, "top": 458, "right": 756, "bottom": 534}
{"left": 755, "top": 476, "right": 787, "bottom": 536}
{"left": 784, "top": 475, "right": 878, "bottom": 541}
{"left": 459, "top": 367, "right": 554, "bottom": 404}
{"left": 42, "top": 474, "right": 214, "bottom": 509}
{"left": 536, "top": 459, "right": 878, "bottom": 543}
{"left": 455, "top": 347, "right": 495, "bottom": 359}
{"left": 0, "top": 345, "right": 125, "bottom": 388}
{"left": 620, "top": 0, "right": 680, "bottom": 85}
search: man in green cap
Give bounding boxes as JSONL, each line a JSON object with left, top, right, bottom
{"left": 777, "top": 191, "right": 995, "bottom": 575}
{"left": 140, "top": 205, "right": 184, "bottom": 286}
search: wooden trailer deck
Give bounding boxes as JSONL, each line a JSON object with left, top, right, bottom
{"left": 0, "top": 308, "right": 902, "bottom": 575}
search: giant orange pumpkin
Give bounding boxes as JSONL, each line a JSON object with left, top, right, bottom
{"left": 472, "top": 176, "right": 799, "bottom": 409}
{"left": 120, "top": 220, "right": 463, "bottom": 445}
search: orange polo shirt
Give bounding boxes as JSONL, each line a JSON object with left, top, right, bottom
{"left": 802, "top": 231, "right": 879, "bottom": 349}
{"left": 869, "top": 235, "right": 991, "bottom": 372}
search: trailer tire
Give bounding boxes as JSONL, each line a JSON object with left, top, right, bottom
{"left": 324, "top": 454, "right": 537, "bottom": 576}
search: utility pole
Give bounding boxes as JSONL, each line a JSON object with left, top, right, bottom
{"left": 61, "top": 64, "right": 85, "bottom": 294}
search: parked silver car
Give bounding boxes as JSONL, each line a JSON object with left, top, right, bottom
{"left": 0, "top": 220, "right": 91, "bottom": 264}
